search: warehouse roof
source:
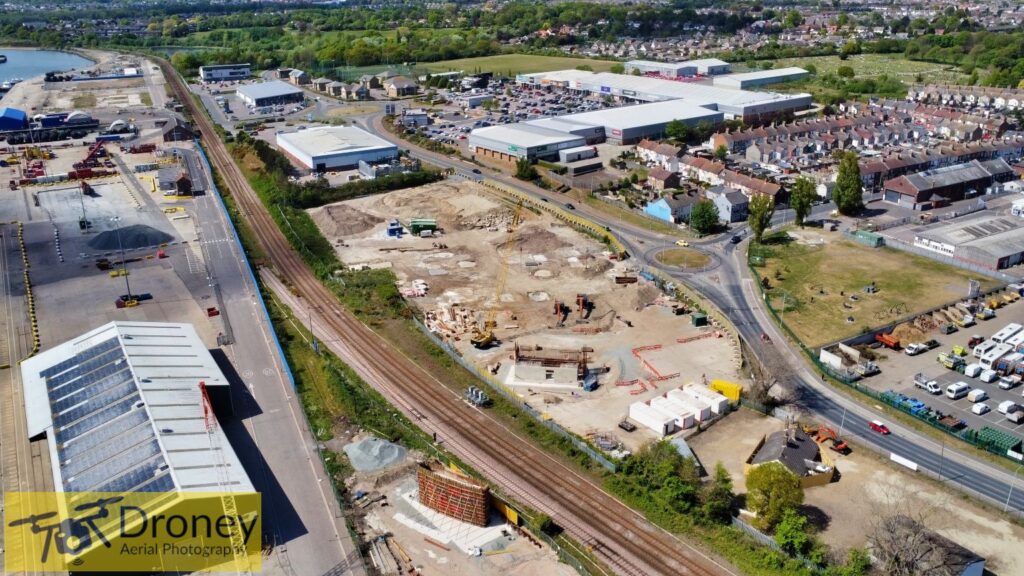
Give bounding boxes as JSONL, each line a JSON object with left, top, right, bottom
{"left": 471, "top": 123, "right": 585, "bottom": 148}
{"left": 199, "top": 63, "right": 250, "bottom": 71}
{"left": 277, "top": 126, "right": 397, "bottom": 157}
{"left": 714, "top": 67, "right": 808, "bottom": 83}
{"left": 236, "top": 80, "right": 303, "bottom": 101}
{"left": 520, "top": 69, "right": 809, "bottom": 109}
{"left": 918, "top": 215, "right": 1024, "bottom": 260}
{"left": 684, "top": 58, "right": 730, "bottom": 68}
{"left": 556, "top": 99, "right": 723, "bottom": 130}
{"left": 626, "top": 59, "right": 692, "bottom": 68}
{"left": 885, "top": 158, "right": 1013, "bottom": 197}
{"left": 21, "top": 322, "right": 254, "bottom": 493}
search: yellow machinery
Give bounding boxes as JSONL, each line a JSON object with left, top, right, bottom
{"left": 471, "top": 201, "right": 523, "bottom": 349}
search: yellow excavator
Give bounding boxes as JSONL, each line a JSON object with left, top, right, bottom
{"left": 471, "top": 200, "right": 523, "bottom": 349}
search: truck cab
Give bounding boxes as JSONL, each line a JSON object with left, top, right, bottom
{"left": 905, "top": 343, "right": 927, "bottom": 356}
{"left": 914, "top": 379, "right": 942, "bottom": 395}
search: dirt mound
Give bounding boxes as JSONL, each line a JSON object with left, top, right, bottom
{"left": 457, "top": 207, "right": 515, "bottom": 230}
{"left": 88, "top": 225, "right": 173, "bottom": 251}
{"left": 891, "top": 322, "right": 926, "bottom": 347}
{"left": 310, "top": 204, "right": 383, "bottom": 237}
{"left": 498, "top": 227, "right": 569, "bottom": 253}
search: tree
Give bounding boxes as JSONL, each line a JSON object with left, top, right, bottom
{"left": 783, "top": 9, "right": 804, "bottom": 28}
{"left": 689, "top": 200, "right": 720, "bottom": 234}
{"left": 834, "top": 151, "right": 864, "bottom": 215}
{"left": 789, "top": 176, "right": 815, "bottom": 226}
{"left": 515, "top": 158, "right": 537, "bottom": 180}
{"left": 699, "top": 463, "right": 734, "bottom": 524}
{"left": 714, "top": 144, "right": 728, "bottom": 162}
{"left": 665, "top": 119, "right": 691, "bottom": 142}
{"left": 840, "top": 40, "right": 862, "bottom": 57}
{"left": 747, "top": 193, "right": 775, "bottom": 243}
{"left": 610, "top": 63, "right": 625, "bottom": 74}
{"left": 774, "top": 509, "right": 811, "bottom": 556}
{"left": 837, "top": 65, "right": 855, "bottom": 78}
{"left": 745, "top": 462, "right": 803, "bottom": 531}
{"left": 805, "top": 63, "right": 818, "bottom": 75}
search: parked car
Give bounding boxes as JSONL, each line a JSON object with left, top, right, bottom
{"left": 731, "top": 235, "right": 742, "bottom": 244}
{"left": 675, "top": 239, "right": 689, "bottom": 247}
{"left": 565, "top": 203, "right": 575, "bottom": 210}
{"left": 971, "top": 402, "right": 991, "bottom": 415}
{"left": 868, "top": 420, "right": 891, "bottom": 434}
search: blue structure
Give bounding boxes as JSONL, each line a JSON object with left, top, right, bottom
{"left": 643, "top": 194, "right": 697, "bottom": 224}
{"left": 0, "top": 107, "right": 28, "bottom": 131}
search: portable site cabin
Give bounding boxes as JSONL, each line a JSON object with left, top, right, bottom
{"left": 1006, "top": 331, "right": 1024, "bottom": 353}
{"left": 666, "top": 389, "right": 712, "bottom": 421}
{"left": 681, "top": 384, "right": 730, "bottom": 414}
{"left": 992, "top": 323, "right": 1023, "bottom": 344}
{"left": 629, "top": 401, "right": 677, "bottom": 436}
{"left": 650, "top": 396, "right": 696, "bottom": 430}
{"left": 981, "top": 343, "right": 1014, "bottom": 370}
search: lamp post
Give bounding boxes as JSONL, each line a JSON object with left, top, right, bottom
{"left": 111, "top": 216, "right": 134, "bottom": 302}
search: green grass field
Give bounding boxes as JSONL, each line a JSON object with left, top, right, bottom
{"left": 756, "top": 235, "right": 1000, "bottom": 347}
{"left": 739, "top": 54, "right": 966, "bottom": 83}
{"left": 417, "top": 54, "right": 619, "bottom": 76}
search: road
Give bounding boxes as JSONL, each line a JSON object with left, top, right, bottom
{"left": 188, "top": 149, "right": 365, "bottom": 576}
{"left": 360, "top": 112, "right": 1024, "bottom": 516}
{"left": 162, "top": 58, "right": 737, "bottom": 576}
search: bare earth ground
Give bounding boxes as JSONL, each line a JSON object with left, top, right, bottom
{"left": 758, "top": 231, "right": 1000, "bottom": 346}
{"left": 311, "top": 181, "right": 746, "bottom": 451}
{"left": 687, "top": 409, "right": 1024, "bottom": 574}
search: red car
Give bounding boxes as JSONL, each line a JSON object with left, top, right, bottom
{"left": 869, "top": 420, "right": 891, "bottom": 435}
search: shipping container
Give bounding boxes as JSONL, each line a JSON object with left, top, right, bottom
{"left": 628, "top": 401, "right": 676, "bottom": 436}
{"left": 666, "top": 389, "right": 712, "bottom": 421}
{"left": 681, "top": 383, "right": 731, "bottom": 414}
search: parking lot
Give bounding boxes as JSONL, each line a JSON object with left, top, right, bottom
{"left": 418, "top": 82, "right": 612, "bottom": 146}
{"left": 864, "top": 291, "right": 1024, "bottom": 435}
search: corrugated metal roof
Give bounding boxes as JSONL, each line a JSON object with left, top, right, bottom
{"left": 236, "top": 80, "right": 303, "bottom": 101}
{"left": 277, "top": 126, "right": 397, "bottom": 157}
{"left": 713, "top": 67, "right": 809, "bottom": 83}
{"left": 471, "top": 123, "right": 586, "bottom": 148}
{"left": 21, "top": 322, "right": 254, "bottom": 494}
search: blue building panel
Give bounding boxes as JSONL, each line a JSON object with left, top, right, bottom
{"left": 644, "top": 198, "right": 674, "bottom": 223}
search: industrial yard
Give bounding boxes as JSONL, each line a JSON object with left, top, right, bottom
{"left": 311, "top": 180, "right": 745, "bottom": 450}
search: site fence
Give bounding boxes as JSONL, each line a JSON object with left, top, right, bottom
{"left": 747, "top": 251, "right": 1024, "bottom": 467}
{"left": 881, "top": 236, "right": 1019, "bottom": 283}
{"left": 412, "top": 317, "right": 619, "bottom": 473}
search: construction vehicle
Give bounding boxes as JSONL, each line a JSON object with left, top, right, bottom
{"left": 875, "top": 332, "right": 901, "bottom": 350}
{"left": 73, "top": 140, "right": 106, "bottom": 170}
{"left": 940, "top": 323, "right": 958, "bottom": 335}
{"left": 987, "top": 297, "right": 1004, "bottom": 310}
{"left": 977, "top": 308, "right": 996, "bottom": 320}
{"left": 1004, "top": 292, "right": 1020, "bottom": 304}
{"left": 803, "top": 424, "right": 850, "bottom": 454}
{"left": 471, "top": 202, "right": 523, "bottom": 349}
{"left": 937, "top": 351, "right": 966, "bottom": 371}
{"left": 956, "top": 314, "right": 975, "bottom": 327}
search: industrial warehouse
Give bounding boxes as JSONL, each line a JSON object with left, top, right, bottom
{"left": 235, "top": 79, "right": 304, "bottom": 108}
{"left": 515, "top": 69, "right": 811, "bottom": 121}
{"left": 623, "top": 57, "right": 732, "bottom": 77}
{"left": 199, "top": 63, "right": 251, "bottom": 83}
{"left": 20, "top": 321, "right": 253, "bottom": 494}
{"left": 712, "top": 67, "right": 810, "bottom": 89}
{"left": 276, "top": 125, "right": 399, "bottom": 171}
{"left": 469, "top": 99, "right": 724, "bottom": 162}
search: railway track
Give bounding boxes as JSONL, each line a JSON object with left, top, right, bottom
{"left": 159, "top": 59, "right": 730, "bottom": 576}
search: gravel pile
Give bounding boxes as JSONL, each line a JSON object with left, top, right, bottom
{"left": 88, "top": 224, "right": 173, "bottom": 251}
{"left": 343, "top": 437, "right": 407, "bottom": 472}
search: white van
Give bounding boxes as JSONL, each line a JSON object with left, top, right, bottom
{"left": 998, "top": 400, "right": 1018, "bottom": 414}
{"left": 946, "top": 381, "right": 970, "bottom": 400}
{"left": 964, "top": 363, "right": 982, "bottom": 378}
{"left": 980, "top": 369, "right": 999, "bottom": 383}
{"left": 967, "top": 388, "right": 988, "bottom": 403}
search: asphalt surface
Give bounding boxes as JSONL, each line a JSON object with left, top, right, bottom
{"left": 190, "top": 150, "right": 364, "bottom": 576}
{"left": 359, "top": 112, "right": 1024, "bottom": 516}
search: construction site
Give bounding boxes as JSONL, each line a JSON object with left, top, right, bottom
{"left": 339, "top": 436, "right": 575, "bottom": 576}
{"left": 311, "top": 180, "right": 746, "bottom": 451}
